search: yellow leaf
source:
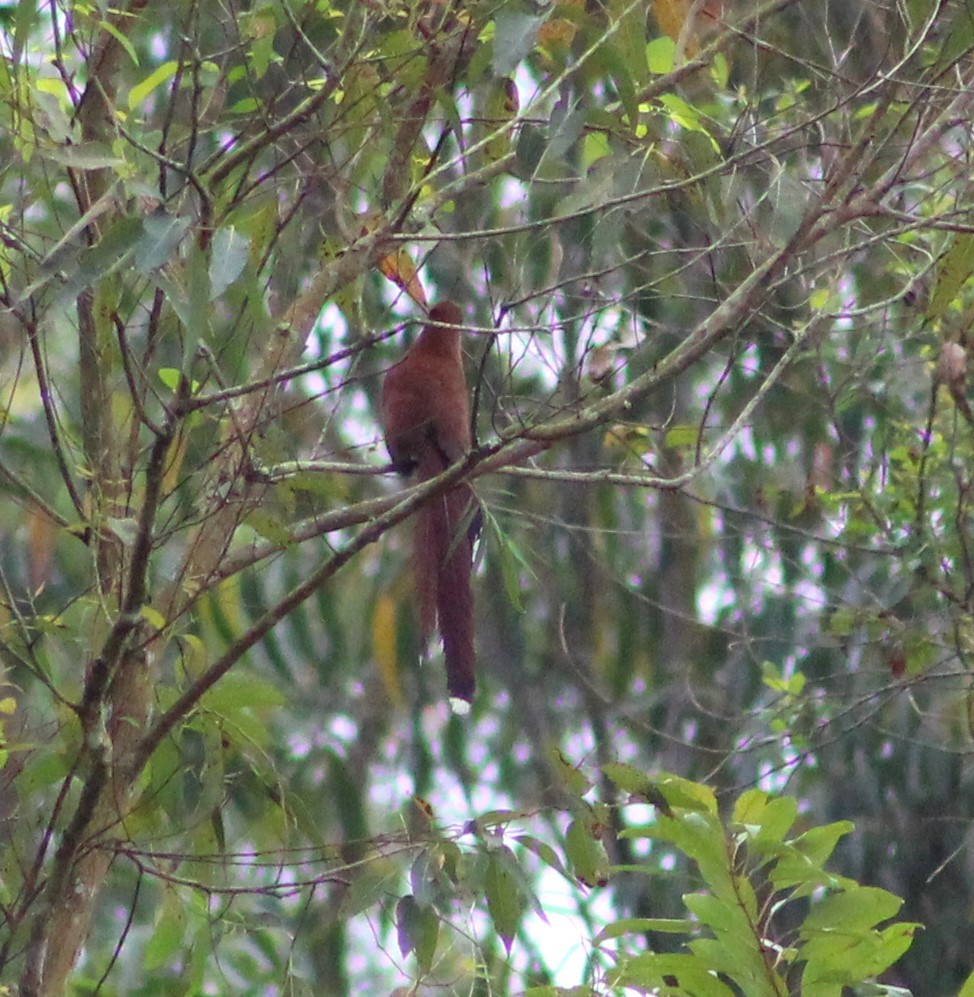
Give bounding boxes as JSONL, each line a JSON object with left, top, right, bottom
{"left": 140, "top": 605, "right": 166, "bottom": 631}
{"left": 373, "top": 593, "right": 403, "bottom": 706}
{"left": 162, "top": 427, "right": 187, "bottom": 496}
{"left": 603, "top": 424, "right": 652, "bottom": 451}
{"left": 538, "top": 17, "right": 576, "bottom": 48}
{"left": 377, "top": 248, "right": 427, "bottom": 309}
{"left": 663, "top": 423, "right": 700, "bottom": 449}
{"left": 652, "top": 0, "right": 699, "bottom": 57}
{"left": 539, "top": 0, "right": 583, "bottom": 47}
{"left": 365, "top": 206, "right": 427, "bottom": 305}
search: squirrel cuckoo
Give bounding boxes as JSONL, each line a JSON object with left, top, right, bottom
{"left": 381, "top": 301, "right": 479, "bottom": 705}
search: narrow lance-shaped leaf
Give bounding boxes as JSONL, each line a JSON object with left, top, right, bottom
{"left": 395, "top": 894, "right": 439, "bottom": 974}
{"left": 485, "top": 846, "right": 527, "bottom": 953}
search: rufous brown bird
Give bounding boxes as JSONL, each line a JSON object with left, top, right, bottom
{"left": 381, "top": 301, "right": 479, "bottom": 706}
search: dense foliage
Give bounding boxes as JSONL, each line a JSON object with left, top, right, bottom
{"left": 1, "top": 0, "right": 974, "bottom": 993}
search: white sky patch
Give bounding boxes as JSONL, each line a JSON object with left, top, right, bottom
{"left": 522, "top": 868, "right": 617, "bottom": 986}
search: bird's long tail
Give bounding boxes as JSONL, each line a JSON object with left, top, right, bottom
{"left": 414, "top": 451, "right": 477, "bottom": 703}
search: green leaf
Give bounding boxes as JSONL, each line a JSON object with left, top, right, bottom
{"left": 485, "top": 508, "right": 529, "bottom": 613}
{"left": 198, "top": 672, "right": 286, "bottom": 750}
{"left": 340, "top": 859, "right": 399, "bottom": 918}
{"left": 685, "top": 891, "right": 756, "bottom": 940}
{"left": 608, "top": 0, "right": 648, "bottom": 89}
{"left": 581, "top": 130, "right": 611, "bottom": 169}
{"left": 200, "top": 671, "right": 287, "bottom": 714}
{"left": 602, "top": 761, "right": 653, "bottom": 796}
{"left": 593, "top": 917, "right": 695, "bottom": 945}
{"left": 867, "top": 922, "right": 921, "bottom": 976}
{"left": 142, "top": 886, "right": 188, "bottom": 971}
{"left": 188, "top": 238, "right": 212, "bottom": 324}
{"left": 395, "top": 894, "right": 439, "bottom": 973}
{"left": 471, "top": 808, "right": 525, "bottom": 831}
{"left": 927, "top": 0, "right": 974, "bottom": 74}
{"left": 187, "top": 718, "right": 225, "bottom": 826}
{"left": 565, "top": 817, "right": 610, "bottom": 888}
{"left": 595, "top": 40, "right": 639, "bottom": 131}
{"left": 659, "top": 94, "right": 720, "bottom": 152}
{"left": 53, "top": 215, "right": 143, "bottom": 304}
{"left": 139, "top": 605, "right": 166, "bottom": 630}
{"left": 827, "top": 606, "right": 858, "bottom": 636}
{"left": 395, "top": 894, "right": 418, "bottom": 957}
{"left": 663, "top": 423, "right": 701, "bottom": 449}
{"left": 327, "top": 751, "right": 368, "bottom": 847}
{"left": 710, "top": 52, "right": 730, "bottom": 88}
{"left": 792, "top": 821, "right": 855, "bottom": 867}
{"left": 134, "top": 211, "right": 190, "bottom": 272}
{"left": 613, "top": 952, "right": 737, "bottom": 996}
{"left": 655, "top": 773, "right": 718, "bottom": 814}
{"left": 546, "top": 746, "right": 592, "bottom": 798}
{"left": 158, "top": 367, "right": 181, "bottom": 391}
{"left": 39, "top": 142, "right": 126, "bottom": 169}
{"left": 688, "top": 936, "right": 782, "bottom": 994}
{"left": 548, "top": 101, "right": 588, "bottom": 164}
{"left": 485, "top": 846, "right": 526, "bottom": 952}
{"left": 733, "top": 791, "right": 797, "bottom": 845}
{"left": 732, "top": 788, "right": 770, "bottom": 826}
{"left": 656, "top": 811, "right": 738, "bottom": 903}
{"left": 209, "top": 226, "right": 250, "bottom": 298}
{"left": 19, "top": 748, "right": 71, "bottom": 794}
{"left": 162, "top": 238, "right": 212, "bottom": 360}
{"left": 515, "top": 122, "right": 546, "bottom": 175}
{"left": 128, "top": 60, "right": 179, "bottom": 111}
{"left": 231, "top": 97, "right": 260, "bottom": 114}
{"left": 99, "top": 18, "right": 139, "bottom": 65}
{"left": 802, "top": 919, "right": 920, "bottom": 991}
{"left": 927, "top": 232, "right": 974, "bottom": 319}
{"left": 244, "top": 507, "right": 294, "bottom": 546}
{"left": 481, "top": 76, "right": 518, "bottom": 163}
{"left": 522, "top": 988, "right": 594, "bottom": 997}
{"left": 493, "top": 9, "right": 542, "bottom": 77}
{"left": 12, "top": 0, "right": 38, "bottom": 63}
{"left": 515, "top": 834, "right": 570, "bottom": 879}
{"left": 646, "top": 36, "right": 675, "bottom": 74}
{"left": 802, "top": 886, "right": 903, "bottom": 935}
